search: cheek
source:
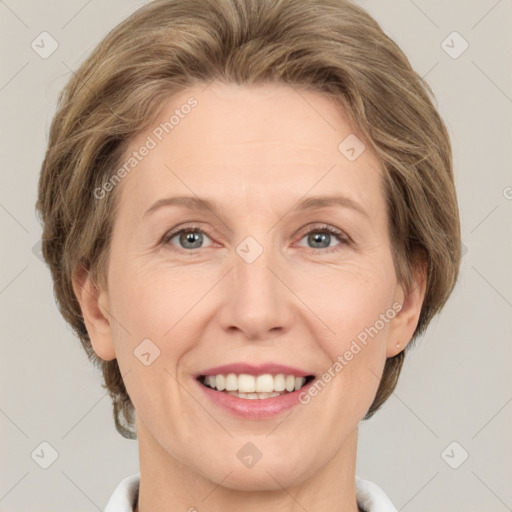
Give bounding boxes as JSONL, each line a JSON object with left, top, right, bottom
{"left": 296, "top": 273, "right": 392, "bottom": 433}
{"left": 108, "top": 258, "right": 212, "bottom": 339}
{"left": 294, "top": 258, "right": 396, "bottom": 344}
{"left": 106, "top": 261, "right": 222, "bottom": 404}
{"left": 294, "top": 261, "right": 395, "bottom": 413}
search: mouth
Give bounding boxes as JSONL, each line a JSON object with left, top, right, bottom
{"left": 197, "top": 373, "right": 316, "bottom": 400}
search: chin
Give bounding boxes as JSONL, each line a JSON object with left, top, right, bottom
{"left": 215, "top": 464, "right": 310, "bottom": 492}
{"left": 196, "top": 448, "right": 316, "bottom": 492}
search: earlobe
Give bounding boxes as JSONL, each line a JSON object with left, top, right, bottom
{"left": 386, "top": 259, "right": 427, "bottom": 358}
{"left": 72, "top": 265, "right": 116, "bottom": 361}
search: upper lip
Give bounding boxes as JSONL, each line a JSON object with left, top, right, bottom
{"left": 196, "top": 363, "right": 315, "bottom": 378}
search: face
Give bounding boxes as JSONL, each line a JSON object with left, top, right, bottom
{"left": 80, "top": 81, "right": 422, "bottom": 491}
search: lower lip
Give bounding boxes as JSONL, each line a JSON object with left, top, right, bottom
{"left": 195, "top": 378, "right": 314, "bottom": 419}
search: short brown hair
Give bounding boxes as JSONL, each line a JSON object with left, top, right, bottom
{"left": 36, "top": 0, "right": 461, "bottom": 439}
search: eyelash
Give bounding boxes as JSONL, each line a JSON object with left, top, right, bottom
{"left": 161, "top": 223, "right": 350, "bottom": 254}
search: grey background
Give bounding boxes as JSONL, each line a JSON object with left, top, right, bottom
{"left": 1, "top": 0, "right": 511, "bottom": 511}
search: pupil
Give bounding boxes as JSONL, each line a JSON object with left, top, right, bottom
{"left": 310, "top": 232, "right": 329, "bottom": 248}
{"left": 181, "top": 231, "right": 202, "bottom": 249}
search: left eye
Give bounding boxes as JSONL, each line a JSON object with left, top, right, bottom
{"left": 297, "top": 226, "right": 348, "bottom": 250}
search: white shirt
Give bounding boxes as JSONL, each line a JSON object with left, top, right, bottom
{"left": 104, "top": 473, "right": 397, "bottom": 512}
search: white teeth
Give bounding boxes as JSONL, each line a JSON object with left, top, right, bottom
{"left": 238, "top": 374, "right": 256, "bottom": 393}
{"left": 225, "top": 373, "right": 238, "bottom": 391}
{"left": 216, "top": 374, "right": 226, "bottom": 391}
{"left": 255, "top": 374, "right": 274, "bottom": 393}
{"left": 274, "top": 374, "right": 286, "bottom": 391}
{"left": 226, "top": 390, "right": 284, "bottom": 399}
{"left": 202, "top": 372, "right": 310, "bottom": 395}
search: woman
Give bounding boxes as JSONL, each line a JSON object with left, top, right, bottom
{"left": 36, "top": 0, "right": 461, "bottom": 510}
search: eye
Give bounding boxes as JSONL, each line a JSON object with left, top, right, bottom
{"left": 163, "top": 226, "right": 214, "bottom": 250}
{"left": 162, "top": 223, "right": 350, "bottom": 253}
{"left": 297, "top": 225, "right": 349, "bottom": 252}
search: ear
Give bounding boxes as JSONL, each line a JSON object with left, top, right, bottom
{"left": 72, "top": 265, "right": 116, "bottom": 361}
{"left": 386, "top": 253, "right": 427, "bottom": 358}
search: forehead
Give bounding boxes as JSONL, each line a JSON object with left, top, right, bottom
{"left": 115, "top": 81, "right": 384, "bottom": 218}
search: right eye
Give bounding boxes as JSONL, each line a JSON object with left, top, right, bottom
{"left": 163, "top": 226, "right": 215, "bottom": 251}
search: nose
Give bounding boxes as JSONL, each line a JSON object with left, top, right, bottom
{"left": 217, "top": 243, "right": 295, "bottom": 341}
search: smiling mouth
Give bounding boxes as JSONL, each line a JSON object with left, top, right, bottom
{"left": 198, "top": 373, "right": 315, "bottom": 399}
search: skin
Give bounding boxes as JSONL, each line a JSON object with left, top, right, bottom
{"left": 74, "top": 81, "right": 425, "bottom": 512}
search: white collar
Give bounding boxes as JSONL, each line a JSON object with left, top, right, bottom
{"left": 104, "top": 473, "right": 397, "bottom": 512}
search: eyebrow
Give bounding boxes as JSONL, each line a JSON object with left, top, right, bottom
{"left": 143, "top": 194, "right": 370, "bottom": 220}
